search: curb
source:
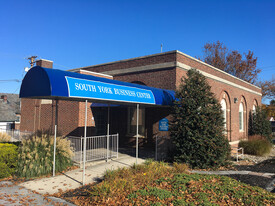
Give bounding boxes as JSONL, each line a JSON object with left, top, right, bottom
{"left": 265, "top": 178, "right": 275, "bottom": 193}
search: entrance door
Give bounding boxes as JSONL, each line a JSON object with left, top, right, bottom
{"left": 93, "top": 108, "right": 108, "bottom": 135}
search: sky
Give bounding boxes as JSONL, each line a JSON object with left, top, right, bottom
{"left": 0, "top": 0, "right": 274, "bottom": 103}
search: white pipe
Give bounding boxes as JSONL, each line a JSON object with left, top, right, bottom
{"left": 136, "top": 104, "right": 139, "bottom": 164}
{"left": 107, "top": 105, "right": 110, "bottom": 162}
{"left": 82, "top": 100, "right": 88, "bottom": 185}
{"left": 53, "top": 100, "right": 58, "bottom": 177}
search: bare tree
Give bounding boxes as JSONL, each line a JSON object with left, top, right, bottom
{"left": 202, "top": 41, "right": 261, "bottom": 84}
{"left": 257, "top": 77, "right": 275, "bottom": 99}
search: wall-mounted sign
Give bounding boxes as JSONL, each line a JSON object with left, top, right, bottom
{"left": 159, "top": 118, "right": 169, "bottom": 131}
{"left": 65, "top": 76, "right": 156, "bottom": 104}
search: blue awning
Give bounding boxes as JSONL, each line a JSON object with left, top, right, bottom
{"left": 20, "top": 66, "right": 175, "bottom": 106}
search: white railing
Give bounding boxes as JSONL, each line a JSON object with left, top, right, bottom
{"left": 0, "top": 129, "right": 32, "bottom": 141}
{"left": 67, "top": 134, "right": 119, "bottom": 163}
{"left": 231, "top": 146, "right": 244, "bottom": 162}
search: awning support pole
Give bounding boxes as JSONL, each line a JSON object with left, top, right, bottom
{"left": 136, "top": 104, "right": 139, "bottom": 164}
{"left": 107, "top": 104, "right": 110, "bottom": 162}
{"left": 53, "top": 100, "right": 58, "bottom": 176}
{"left": 82, "top": 100, "right": 88, "bottom": 185}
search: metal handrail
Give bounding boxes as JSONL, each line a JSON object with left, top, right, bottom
{"left": 67, "top": 133, "right": 119, "bottom": 164}
{"left": 231, "top": 146, "right": 244, "bottom": 162}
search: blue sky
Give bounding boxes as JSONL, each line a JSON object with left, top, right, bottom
{"left": 0, "top": 0, "right": 274, "bottom": 103}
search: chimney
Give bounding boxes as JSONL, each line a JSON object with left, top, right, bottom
{"left": 36, "top": 59, "right": 53, "bottom": 69}
{"left": 1, "top": 95, "right": 7, "bottom": 103}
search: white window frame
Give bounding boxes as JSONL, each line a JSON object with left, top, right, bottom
{"left": 239, "top": 103, "right": 244, "bottom": 132}
{"left": 220, "top": 99, "right": 227, "bottom": 130}
{"left": 127, "top": 107, "right": 145, "bottom": 137}
{"left": 252, "top": 105, "right": 256, "bottom": 114}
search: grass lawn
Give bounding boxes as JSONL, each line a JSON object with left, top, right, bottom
{"left": 56, "top": 160, "right": 275, "bottom": 206}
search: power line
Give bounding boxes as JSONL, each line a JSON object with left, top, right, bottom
{"left": 54, "top": 63, "right": 71, "bottom": 70}
{"left": 0, "top": 79, "right": 21, "bottom": 83}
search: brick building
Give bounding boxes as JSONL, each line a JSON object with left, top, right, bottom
{"left": 20, "top": 50, "right": 261, "bottom": 147}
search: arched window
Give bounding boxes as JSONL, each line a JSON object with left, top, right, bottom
{"left": 252, "top": 105, "right": 256, "bottom": 113}
{"left": 220, "top": 99, "right": 227, "bottom": 129}
{"left": 252, "top": 99, "right": 257, "bottom": 114}
{"left": 239, "top": 103, "right": 244, "bottom": 131}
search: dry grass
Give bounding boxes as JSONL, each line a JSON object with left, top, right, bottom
{"left": 239, "top": 139, "right": 273, "bottom": 156}
{"left": 0, "top": 132, "right": 11, "bottom": 142}
{"left": 16, "top": 133, "right": 74, "bottom": 178}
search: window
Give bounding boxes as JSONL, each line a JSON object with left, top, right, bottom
{"left": 93, "top": 108, "right": 107, "bottom": 135}
{"left": 239, "top": 103, "right": 244, "bottom": 131}
{"left": 15, "top": 115, "right": 20, "bottom": 123}
{"left": 127, "top": 107, "right": 145, "bottom": 137}
{"left": 252, "top": 105, "right": 256, "bottom": 114}
{"left": 220, "top": 99, "right": 227, "bottom": 129}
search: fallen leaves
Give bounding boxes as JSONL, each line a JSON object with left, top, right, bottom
{"left": 51, "top": 161, "right": 275, "bottom": 205}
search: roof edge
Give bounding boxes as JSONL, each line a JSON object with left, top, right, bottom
{"left": 175, "top": 50, "right": 261, "bottom": 90}
{"left": 68, "top": 50, "right": 178, "bottom": 71}
{"left": 69, "top": 69, "right": 113, "bottom": 78}
{"left": 68, "top": 49, "right": 261, "bottom": 91}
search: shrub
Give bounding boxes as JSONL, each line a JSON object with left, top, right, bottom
{"left": 239, "top": 139, "right": 272, "bottom": 156}
{"left": 16, "top": 133, "right": 73, "bottom": 178}
{"left": 0, "top": 162, "right": 11, "bottom": 178}
{"left": 170, "top": 69, "right": 230, "bottom": 169}
{"left": 248, "top": 106, "right": 272, "bottom": 142}
{"left": 0, "top": 132, "right": 11, "bottom": 142}
{"left": 248, "top": 135, "right": 266, "bottom": 141}
{"left": 0, "top": 143, "right": 18, "bottom": 178}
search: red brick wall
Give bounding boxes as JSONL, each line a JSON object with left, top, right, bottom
{"left": 176, "top": 67, "right": 261, "bottom": 142}
{"left": 20, "top": 99, "right": 81, "bottom": 136}
{"left": 20, "top": 98, "right": 37, "bottom": 132}
{"left": 115, "top": 68, "right": 176, "bottom": 90}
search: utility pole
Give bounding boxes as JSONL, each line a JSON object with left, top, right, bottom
{"left": 161, "top": 44, "right": 163, "bottom": 53}
{"left": 27, "top": 56, "right": 37, "bottom": 68}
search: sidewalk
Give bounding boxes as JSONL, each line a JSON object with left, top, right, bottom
{"left": 0, "top": 181, "right": 75, "bottom": 206}
{"left": 191, "top": 170, "right": 275, "bottom": 192}
{"left": 19, "top": 154, "right": 145, "bottom": 195}
{"left": 191, "top": 170, "right": 275, "bottom": 177}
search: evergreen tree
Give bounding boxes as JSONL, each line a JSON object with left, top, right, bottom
{"left": 249, "top": 106, "right": 272, "bottom": 142}
{"left": 170, "top": 69, "right": 230, "bottom": 169}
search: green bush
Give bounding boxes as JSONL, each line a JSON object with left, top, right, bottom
{"left": 0, "top": 162, "right": 11, "bottom": 178}
{"left": 16, "top": 133, "right": 74, "bottom": 178}
{"left": 170, "top": 69, "right": 230, "bottom": 169}
{"left": 248, "top": 107, "right": 272, "bottom": 142}
{"left": 239, "top": 139, "right": 272, "bottom": 156}
{"left": 0, "top": 143, "right": 18, "bottom": 178}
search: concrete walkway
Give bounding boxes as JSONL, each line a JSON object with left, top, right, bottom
{"left": 191, "top": 170, "right": 275, "bottom": 192}
{"left": 19, "top": 154, "right": 145, "bottom": 195}
{"left": 191, "top": 170, "right": 275, "bottom": 177}
{"left": 0, "top": 181, "right": 75, "bottom": 206}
